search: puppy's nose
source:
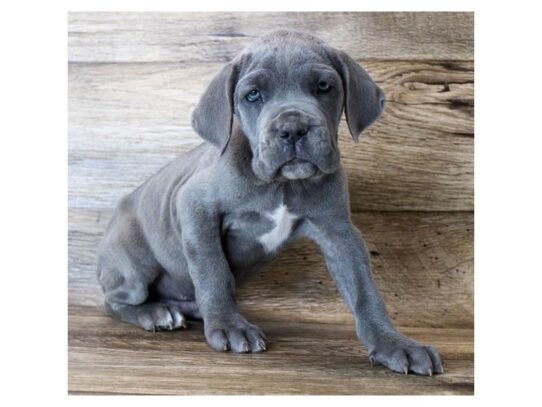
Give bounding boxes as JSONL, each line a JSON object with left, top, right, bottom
{"left": 276, "top": 116, "right": 309, "bottom": 143}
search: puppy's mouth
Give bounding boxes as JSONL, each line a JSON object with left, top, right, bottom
{"left": 280, "top": 158, "right": 318, "bottom": 180}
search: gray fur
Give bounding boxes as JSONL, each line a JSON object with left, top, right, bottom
{"left": 97, "top": 30, "right": 443, "bottom": 375}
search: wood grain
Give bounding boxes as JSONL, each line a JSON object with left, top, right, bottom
{"left": 68, "top": 305, "right": 473, "bottom": 395}
{"left": 69, "top": 209, "right": 473, "bottom": 329}
{"left": 68, "top": 60, "right": 473, "bottom": 211}
{"left": 68, "top": 12, "right": 474, "bottom": 63}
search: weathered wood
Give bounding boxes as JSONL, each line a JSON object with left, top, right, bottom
{"left": 69, "top": 209, "right": 473, "bottom": 329}
{"left": 68, "top": 305, "right": 473, "bottom": 395}
{"left": 68, "top": 60, "right": 473, "bottom": 211}
{"left": 68, "top": 12, "right": 474, "bottom": 63}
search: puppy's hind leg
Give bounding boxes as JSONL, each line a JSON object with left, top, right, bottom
{"left": 99, "top": 265, "right": 188, "bottom": 332}
{"left": 97, "top": 206, "right": 189, "bottom": 332}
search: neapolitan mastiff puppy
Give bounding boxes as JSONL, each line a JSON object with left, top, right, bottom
{"left": 97, "top": 30, "right": 443, "bottom": 375}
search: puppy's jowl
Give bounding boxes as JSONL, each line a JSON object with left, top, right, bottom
{"left": 97, "top": 31, "right": 443, "bottom": 375}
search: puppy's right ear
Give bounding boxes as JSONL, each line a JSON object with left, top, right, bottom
{"left": 191, "top": 62, "right": 239, "bottom": 154}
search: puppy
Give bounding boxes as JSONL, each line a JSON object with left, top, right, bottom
{"left": 97, "top": 30, "right": 443, "bottom": 375}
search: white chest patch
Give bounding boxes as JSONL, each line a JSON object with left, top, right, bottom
{"left": 258, "top": 204, "right": 298, "bottom": 253}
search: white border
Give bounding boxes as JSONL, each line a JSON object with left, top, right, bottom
{"left": 65, "top": 0, "right": 476, "bottom": 12}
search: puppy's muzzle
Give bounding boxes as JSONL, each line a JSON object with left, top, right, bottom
{"left": 270, "top": 110, "right": 320, "bottom": 158}
{"left": 274, "top": 111, "right": 310, "bottom": 144}
{"left": 266, "top": 110, "right": 324, "bottom": 180}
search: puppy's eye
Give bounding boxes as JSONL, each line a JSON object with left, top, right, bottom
{"left": 245, "top": 89, "right": 261, "bottom": 102}
{"left": 317, "top": 81, "right": 331, "bottom": 93}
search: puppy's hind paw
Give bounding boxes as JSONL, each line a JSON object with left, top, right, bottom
{"left": 136, "top": 303, "right": 187, "bottom": 332}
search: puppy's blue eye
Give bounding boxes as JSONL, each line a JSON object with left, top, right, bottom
{"left": 317, "top": 81, "right": 331, "bottom": 93}
{"left": 246, "top": 89, "right": 261, "bottom": 102}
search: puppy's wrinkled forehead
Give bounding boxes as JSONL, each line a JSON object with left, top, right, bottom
{"left": 238, "top": 31, "right": 331, "bottom": 74}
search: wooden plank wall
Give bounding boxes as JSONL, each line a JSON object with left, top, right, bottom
{"left": 68, "top": 12, "right": 474, "bottom": 395}
{"left": 69, "top": 12, "right": 474, "bottom": 212}
{"left": 69, "top": 10, "right": 474, "bottom": 325}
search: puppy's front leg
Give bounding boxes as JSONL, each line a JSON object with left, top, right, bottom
{"left": 308, "top": 220, "right": 443, "bottom": 375}
{"left": 180, "top": 202, "right": 267, "bottom": 353}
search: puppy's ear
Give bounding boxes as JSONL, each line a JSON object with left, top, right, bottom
{"left": 191, "top": 62, "right": 239, "bottom": 154}
{"left": 333, "top": 50, "right": 386, "bottom": 142}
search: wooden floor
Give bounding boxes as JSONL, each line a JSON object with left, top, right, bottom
{"left": 69, "top": 308, "right": 473, "bottom": 395}
{"left": 68, "top": 12, "right": 474, "bottom": 395}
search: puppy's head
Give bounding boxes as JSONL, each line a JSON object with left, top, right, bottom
{"left": 192, "top": 30, "right": 385, "bottom": 182}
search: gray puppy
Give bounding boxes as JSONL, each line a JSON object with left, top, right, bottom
{"left": 97, "top": 30, "right": 443, "bottom": 375}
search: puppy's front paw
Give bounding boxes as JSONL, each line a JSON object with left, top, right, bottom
{"left": 205, "top": 317, "right": 267, "bottom": 353}
{"left": 369, "top": 334, "right": 443, "bottom": 376}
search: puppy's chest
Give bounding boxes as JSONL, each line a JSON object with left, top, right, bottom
{"left": 223, "top": 204, "right": 301, "bottom": 253}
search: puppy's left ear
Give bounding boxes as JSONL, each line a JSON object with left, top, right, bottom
{"left": 332, "top": 50, "right": 386, "bottom": 142}
{"left": 191, "top": 62, "right": 239, "bottom": 154}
